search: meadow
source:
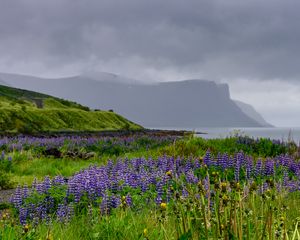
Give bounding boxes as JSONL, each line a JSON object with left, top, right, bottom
{"left": 0, "top": 133, "right": 300, "bottom": 239}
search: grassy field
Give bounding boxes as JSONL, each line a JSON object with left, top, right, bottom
{"left": 0, "top": 85, "right": 141, "bottom": 132}
{"left": 0, "top": 134, "right": 299, "bottom": 239}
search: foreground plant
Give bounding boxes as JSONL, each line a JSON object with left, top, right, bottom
{"left": 8, "top": 152, "right": 300, "bottom": 239}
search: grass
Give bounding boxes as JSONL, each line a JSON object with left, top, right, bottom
{"left": 2, "top": 134, "right": 298, "bottom": 187}
{"left": 1, "top": 134, "right": 300, "bottom": 239}
{"left": 0, "top": 107, "right": 141, "bottom": 132}
{"left": 0, "top": 85, "right": 88, "bottom": 110}
{"left": 0, "top": 84, "right": 141, "bottom": 132}
{"left": 10, "top": 157, "right": 94, "bottom": 186}
{"left": 33, "top": 192, "right": 299, "bottom": 239}
{"left": 1, "top": 208, "right": 161, "bottom": 239}
{"left": 162, "top": 135, "right": 296, "bottom": 158}
{"left": 3, "top": 176, "right": 300, "bottom": 239}
{"left": 3, "top": 136, "right": 175, "bottom": 187}
{"left": 8, "top": 147, "right": 173, "bottom": 187}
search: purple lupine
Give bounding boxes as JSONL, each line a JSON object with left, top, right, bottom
{"left": 110, "top": 195, "right": 121, "bottom": 208}
{"left": 155, "top": 195, "right": 162, "bottom": 205}
{"left": 234, "top": 153, "right": 243, "bottom": 182}
{"left": 156, "top": 181, "right": 164, "bottom": 197}
{"left": 185, "top": 159, "right": 192, "bottom": 173}
{"left": 216, "top": 153, "right": 222, "bottom": 168}
{"left": 39, "top": 204, "right": 48, "bottom": 221}
{"left": 141, "top": 177, "right": 150, "bottom": 192}
{"left": 282, "top": 155, "right": 290, "bottom": 168}
{"left": 246, "top": 157, "right": 253, "bottom": 180}
{"left": 11, "top": 186, "right": 23, "bottom": 209}
{"left": 255, "top": 159, "right": 263, "bottom": 177}
{"left": 126, "top": 194, "right": 133, "bottom": 207}
{"left": 44, "top": 196, "right": 55, "bottom": 214}
{"left": 228, "top": 156, "right": 234, "bottom": 168}
{"left": 290, "top": 161, "right": 300, "bottom": 175}
{"left": 56, "top": 204, "right": 67, "bottom": 222}
{"left": 265, "top": 158, "right": 275, "bottom": 176}
{"left": 52, "top": 176, "right": 66, "bottom": 186}
{"left": 203, "top": 176, "right": 210, "bottom": 198}
{"left": 283, "top": 170, "right": 289, "bottom": 187}
{"left": 166, "top": 187, "right": 172, "bottom": 202}
{"left": 56, "top": 204, "right": 74, "bottom": 222}
{"left": 186, "top": 171, "right": 198, "bottom": 184}
{"left": 286, "top": 181, "right": 298, "bottom": 192}
{"left": 100, "top": 195, "right": 111, "bottom": 215}
{"left": 203, "top": 151, "right": 212, "bottom": 167}
{"left": 36, "top": 183, "right": 46, "bottom": 194}
{"left": 221, "top": 153, "right": 229, "bottom": 170}
{"left": 182, "top": 188, "right": 189, "bottom": 198}
{"left": 19, "top": 207, "right": 28, "bottom": 225}
{"left": 10, "top": 152, "right": 300, "bottom": 224}
{"left": 194, "top": 158, "right": 201, "bottom": 169}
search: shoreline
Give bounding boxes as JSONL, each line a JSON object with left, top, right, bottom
{"left": 0, "top": 129, "right": 207, "bottom": 138}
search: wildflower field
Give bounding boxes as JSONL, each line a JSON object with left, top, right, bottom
{"left": 1, "top": 133, "right": 300, "bottom": 239}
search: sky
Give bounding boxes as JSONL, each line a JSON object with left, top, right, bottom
{"left": 0, "top": 0, "right": 299, "bottom": 126}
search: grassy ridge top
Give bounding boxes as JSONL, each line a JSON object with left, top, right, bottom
{"left": 0, "top": 84, "right": 91, "bottom": 110}
{"left": 0, "top": 85, "right": 142, "bottom": 132}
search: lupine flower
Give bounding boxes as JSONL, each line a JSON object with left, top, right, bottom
{"left": 100, "top": 195, "right": 111, "bottom": 215}
{"left": 11, "top": 152, "right": 300, "bottom": 224}
{"left": 255, "top": 159, "right": 263, "bottom": 177}
{"left": 56, "top": 204, "right": 67, "bottom": 222}
{"left": 11, "top": 186, "right": 23, "bottom": 209}
{"left": 265, "top": 158, "right": 275, "bottom": 176}
{"left": 234, "top": 153, "right": 243, "bottom": 181}
{"left": 19, "top": 207, "right": 28, "bottom": 225}
{"left": 246, "top": 157, "right": 253, "bottom": 180}
{"left": 203, "top": 151, "right": 212, "bottom": 166}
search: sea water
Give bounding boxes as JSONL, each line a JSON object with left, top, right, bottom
{"left": 150, "top": 127, "right": 300, "bottom": 143}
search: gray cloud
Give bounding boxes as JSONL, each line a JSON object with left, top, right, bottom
{"left": 0, "top": 0, "right": 300, "bottom": 126}
{"left": 0, "top": 0, "right": 300, "bottom": 81}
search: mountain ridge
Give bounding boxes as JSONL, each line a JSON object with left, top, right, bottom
{"left": 234, "top": 100, "right": 273, "bottom": 127}
{"left": 0, "top": 72, "right": 272, "bottom": 128}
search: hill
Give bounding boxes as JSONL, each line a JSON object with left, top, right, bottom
{"left": 234, "top": 100, "right": 273, "bottom": 127}
{"left": 0, "top": 84, "right": 141, "bottom": 133}
{"left": 0, "top": 72, "right": 272, "bottom": 128}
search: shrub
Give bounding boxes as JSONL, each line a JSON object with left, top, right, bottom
{"left": 0, "top": 171, "right": 13, "bottom": 190}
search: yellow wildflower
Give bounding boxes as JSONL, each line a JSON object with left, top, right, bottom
{"left": 160, "top": 202, "right": 167, "bottom": 210}
{"left": 166, "top": 171, "right": 172, "bottom": 177}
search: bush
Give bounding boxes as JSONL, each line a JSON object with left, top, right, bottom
{"left": 0, "top": 171, "right": 13, "bottom": 190}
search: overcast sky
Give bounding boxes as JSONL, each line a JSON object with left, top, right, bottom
{"left": 0, "top": 0, "right": 299, "bottom": 126}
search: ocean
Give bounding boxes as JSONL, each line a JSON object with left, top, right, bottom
{"left": 151, "top": 127, "right": 300, "bottom": 143}
{"left": 196, "top": 127, "right": 300, "bottom": 142}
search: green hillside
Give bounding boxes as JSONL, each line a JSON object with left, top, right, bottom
{"left": 0, "top": 85, "right": 142, "bottom": 132}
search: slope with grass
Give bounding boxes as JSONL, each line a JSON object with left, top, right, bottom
{"left": 0, "top": 85, "right": 141, "bottom": 132}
